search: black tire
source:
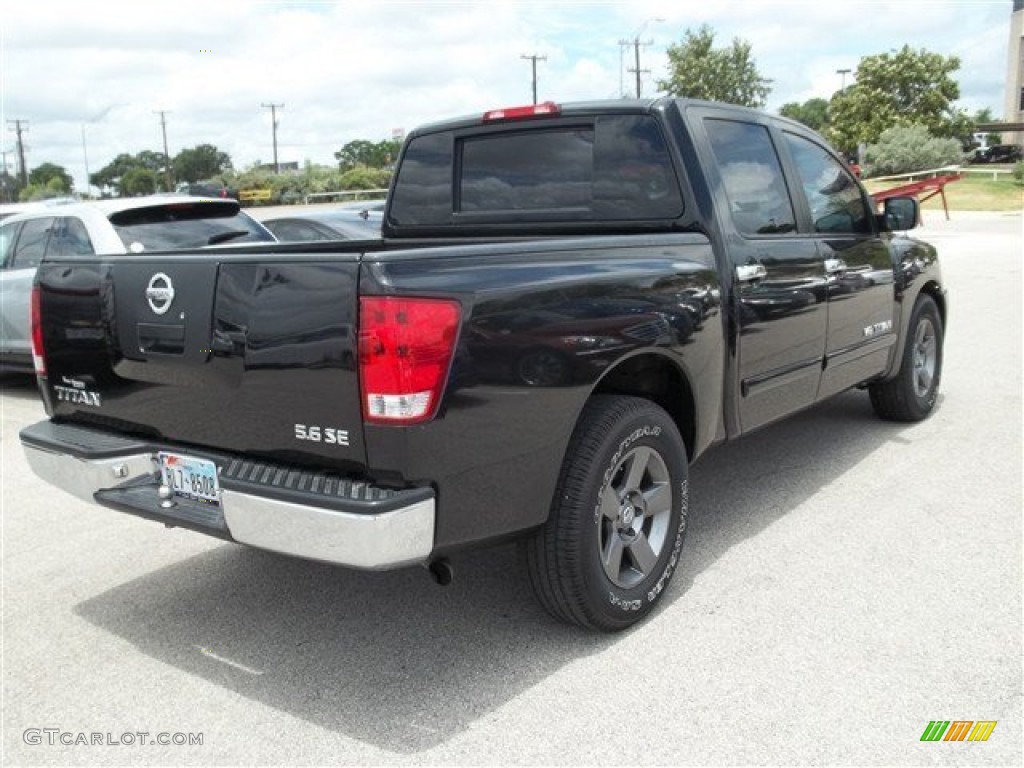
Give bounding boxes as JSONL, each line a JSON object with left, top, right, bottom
{"left": 524, "top": 395, "right": 689, "bottom": 631}
{"left": 869, "top": 295, "right": 943, "bottom": 421}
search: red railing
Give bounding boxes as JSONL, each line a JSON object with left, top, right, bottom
{"left": 870, "top": 173, "right": 962, "bottom": 220}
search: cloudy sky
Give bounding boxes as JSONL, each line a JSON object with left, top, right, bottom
{"left": 1, "top": 0, "right": 1014, "bottom": 191}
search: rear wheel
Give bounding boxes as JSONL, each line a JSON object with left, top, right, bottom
{"left": 869, "top": 295, "right": 943, "bottom": 421}
{"left": 524, "top": 396, "right": 689, "bottom": 631}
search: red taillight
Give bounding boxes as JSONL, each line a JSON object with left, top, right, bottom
{"left": 482, "top": 101, "right": 561, "bottom": 122}
{"left": 358, "top": 297, "right": 461, "bottom": 424}
{"left": 31, "top": 284, "right": 46, "bottom": 378}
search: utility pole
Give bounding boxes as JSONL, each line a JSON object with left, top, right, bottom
{"left": 619, "top": 37, "right": 655, "bottom": 98}
{"left": 520, "top": 54, "right": 547, "bottom": 104}
{"left": 81, "top": 125, "right": 91, "bottom": 196}
{"left": 7, "top": 119, "right": 29, "bottom": 186}
{"left": 261, "top": 103, "right": 284, "bottom": 173}
{"left": 620, "top": 17, "right": 663, "bottom": 99}
{"left": 154, "top": 110, "right": 173, "bottom": 191}
{"left": 836, "top": 68, "right": 851, "bottom": 91}
{"left": 0, "top": 148, "right": 11, "bottom": 202}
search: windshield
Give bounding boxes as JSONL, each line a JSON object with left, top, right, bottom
{"left": 109, "top": 202, "right": 274, "bottom": 252}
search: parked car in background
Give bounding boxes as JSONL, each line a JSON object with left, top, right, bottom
{"left": 260, "top": 208, "right": 383, "bottom": 241}
{"left": 1, "top": 195, "right": 274, "bottom": 372}
{"left": 968, "top": 144, "right": 1023, "bottom": 164}
{"left": 0, "top": 199, "right": 76, "bottom": 221}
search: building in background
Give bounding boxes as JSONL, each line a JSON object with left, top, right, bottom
{"left": 1005, "top": 0, "right": 1024, "bottom": 146}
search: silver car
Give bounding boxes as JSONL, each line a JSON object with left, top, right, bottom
{"left": 0, "top": 195, "right": 275, "bottom": 372}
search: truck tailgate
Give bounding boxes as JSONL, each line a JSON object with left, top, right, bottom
{"left": 36, "top": 254, "right": 368, "bottom": 472}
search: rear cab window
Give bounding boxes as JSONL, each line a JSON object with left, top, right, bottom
{"left": 389, "top": 113, "right": 684, "bottom": 228}
{"left": 109, "top": 201, "right": 274, "bottom": 253}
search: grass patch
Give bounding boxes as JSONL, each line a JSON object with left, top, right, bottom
{"left": 864, "top": 173, "right": 1023, "bottom": 212}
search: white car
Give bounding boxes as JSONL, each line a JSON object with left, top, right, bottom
{"left": 0, "top": 195, "right": 275, "bottom": 372}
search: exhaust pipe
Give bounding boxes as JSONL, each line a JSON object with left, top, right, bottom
{"left": 427, "top": 558, "right": 453, "bottom": 586}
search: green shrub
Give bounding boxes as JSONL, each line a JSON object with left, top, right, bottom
{"left": 864, "top": 125, "right": 965, "bottom": 177}
{"left": 224, "top": 163, "right": 389, "bottom": 204}
{"left": 1013, "top": 161, "right": 1024, "bottom": 184}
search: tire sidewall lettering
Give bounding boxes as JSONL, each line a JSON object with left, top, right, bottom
{"left": 590, "top": 421, "right": 687, "bottom": 615}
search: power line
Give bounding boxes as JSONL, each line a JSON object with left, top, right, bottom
{"left": 520, "top": 54, "right": 547, "bottom": 104}
{"left": 261, "top": 103, "right": 284, "bottom": 173}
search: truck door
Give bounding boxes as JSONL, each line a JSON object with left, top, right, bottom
{"left": 779, "top": 131, "right": 897, "bottom": 400}
{"left": 699, "top": 116, "right": 829, "bottom": 432}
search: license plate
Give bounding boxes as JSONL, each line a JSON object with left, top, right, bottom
{"left": 158, "top": 452, "right": 220, "bottom": 505}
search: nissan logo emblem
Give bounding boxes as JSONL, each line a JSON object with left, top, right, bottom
{"left": 146, "top": 273, "right": 175, "bottom": 315}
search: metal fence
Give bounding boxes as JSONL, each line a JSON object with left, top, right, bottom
{"left": 302, "top": 188, "right": 389, "bottom": 205}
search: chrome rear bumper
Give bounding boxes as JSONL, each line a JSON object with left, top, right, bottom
{"left": 20, "top": 421, "right": 435, "bottom": 570}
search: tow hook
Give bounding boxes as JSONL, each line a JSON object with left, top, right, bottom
{"left": 427, "top": 558, "right": 454, "bottom": 586}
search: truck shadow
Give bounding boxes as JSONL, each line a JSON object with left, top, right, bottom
{"left": 73, "top": 389, "right": 924, "bottom": 753}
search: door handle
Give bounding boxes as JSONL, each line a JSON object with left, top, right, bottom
{"left": 824, "top": 258, "right": 847, "bottom": 274}
{"left": 735, "top": 264, "right": 767, "bottom": 282}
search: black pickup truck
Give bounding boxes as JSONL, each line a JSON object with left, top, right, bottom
{"left": 21, "top": 98, "right": 945, "bottom": 630}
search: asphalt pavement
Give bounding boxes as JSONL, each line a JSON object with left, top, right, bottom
{"left": 1, "top": 210, "right": 1020, "bottom": 766}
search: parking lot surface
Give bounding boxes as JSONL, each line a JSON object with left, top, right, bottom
{"left": 1, "top": 211, "right": 1020, "bottom": 766}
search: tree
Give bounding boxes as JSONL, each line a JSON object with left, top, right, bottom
{"left": 90, "top": 151, "right": 168, "bottom": 196}
{"left": 172, "top": 144, "right": 232, "bottom": 184}
{"left": 0, "top": 170, "right": 22, "bottom": 203}
{"left": 29, "top": 162, "right": 74, "bottom": 193}
{"left": 339, "top": 167, "right": 391, "bottom": 190}
{"left": 334, "top": 139, "right": 401, "bottom": 171}
{"left": 864, "top": 125, "right": 965, "bottom": 176}
{"left": 827, "top": 45, "right": 973, "bottom": 155}
{"left": 121, "top": 168, "right": 158, "bottom": 197}
{"left": 18, "top": 177, "right": 71, "bottom": 202}
{"left": 779, "top": 98, "right": 830, "bottom": 133}
{"left": 657, "top": 25, "right": 771, "bottom": 108}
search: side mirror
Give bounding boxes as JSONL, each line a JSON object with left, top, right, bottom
{"left": 883, "top": 196, "right": 920, "bottom": 231}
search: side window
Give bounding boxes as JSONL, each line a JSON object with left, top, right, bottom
{"left": 47, "top": 217, "right": 95, "bottom": 258}
{"left": 0, "top": 222, "right": 22, "bottom": 268}
{"left": 783, "top": 133, "right": 871, "bottom": 235}
{"left": 705, "top": 119, "right": 796, "bottom": 236}
{"left": 9, "top": 217, "right": 54, "bottom": 269}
